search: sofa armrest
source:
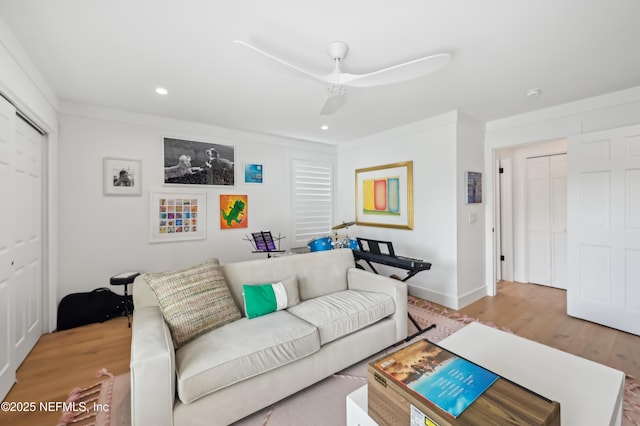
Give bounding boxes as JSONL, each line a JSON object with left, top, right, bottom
{"left": 347, "top": 268, "right": 408, "bottom": 341}
{"left": 130, "top": 306, "right": 176, "bottom": 426}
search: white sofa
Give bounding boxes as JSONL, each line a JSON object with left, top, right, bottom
{"left": 130, "top": 249, "right": 408, "bottom": 426}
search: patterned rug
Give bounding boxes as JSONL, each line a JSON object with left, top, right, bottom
{"left": 407, "top": 297, "right": 640, "bottom": 426}
{"left": 66, "top": 297, "right": 639, "bottom": 425}
{"left": 236, "top": 297, "right": 640, "bottom": 426}
{"left": 57, "top": 369, "right": 130, "bottom": 426}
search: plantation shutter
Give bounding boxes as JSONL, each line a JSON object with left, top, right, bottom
{"left": 291, "top": 160, "right": 333, "bottom": 247}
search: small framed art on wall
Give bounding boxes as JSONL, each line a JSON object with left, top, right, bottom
{"left": 149, "top": 189, "right": 207, "bottom": 243}
{"left": 103, "top": 158, "right": 142, "bottom": 195}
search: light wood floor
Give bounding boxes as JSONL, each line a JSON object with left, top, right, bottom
{"left": 1, "top": 282, "right": 638, "bottom": 425}
{"left": 0, "top": 316, "right": 131, "bottom": 426}
{"left": 458, "top": 281, "right": 640, "bottom": 380}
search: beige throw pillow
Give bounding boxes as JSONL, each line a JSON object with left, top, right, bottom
{"left": 144, "top": 258, "right": 241, "bottom": 348}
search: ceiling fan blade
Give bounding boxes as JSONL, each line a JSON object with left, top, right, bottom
{"left": 340, "top": 53, "right": 452, "bottom": 88}
{"left": 320, "top": 91, "right": 347, "bottom": 116}
{"left": 234, "top": 40, "right": 323, "bottom": 82}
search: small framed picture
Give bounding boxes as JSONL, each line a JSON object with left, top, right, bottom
{"left": 244, "top": 163, "right": 263, "bottom": 184}
{"left": 149, "top": 189, "right": 207, "bottom": 243}
{"left": 466, "top": 171, "right": 482, "bottom": 204}
{"left": 103, "top": 158, "right": 142, "bottom": 195}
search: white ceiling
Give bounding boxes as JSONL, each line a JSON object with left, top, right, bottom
{"left": 1, "top": 0, "right": 640, "bottom": 144}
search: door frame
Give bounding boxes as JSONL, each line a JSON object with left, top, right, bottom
{"left": 497, "top": 157, "right": 514, "bottom": 282}
{"left": 488, "top": 140, "right": 567, "bottom": 296}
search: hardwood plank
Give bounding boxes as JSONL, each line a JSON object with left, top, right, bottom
{"left": 456, "top": 281, "right": 640, "bottom": 378}
{"left": 0, "top": 316, "right": 131, "bottom": 426}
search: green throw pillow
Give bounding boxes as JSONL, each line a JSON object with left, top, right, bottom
{"left": 243, "top": 277, "right": 299, "bottom": 319}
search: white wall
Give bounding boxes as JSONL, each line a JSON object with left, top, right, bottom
{"left": 337, "top": 111, "right": 485, "bottom": 309}
{"left": 484, "top": 85, "right": 640, "bottom": 292}
{"left": 57, "top": 103, "right": 336, "bottom": 300}
{"left": 0, "top": 16, "right": 59, "bottom": 331}
{"left": 455, "top": 114, "right": 486, "bottom": 306}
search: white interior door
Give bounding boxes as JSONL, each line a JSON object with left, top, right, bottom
{"left": 13, "top": 115, "right": 43, "bottom": 365}
{"left": 527, "top": 157, "right": 552, "bottom": 285}
{"left": 567, "top": 125, "right": 640, "bottom": 336}
{"left": 0, "top": 97, "right": 17, "bottom": 400}
{"left": 526, "top": 154, "right": 567, "bottom": 289}
{"left": 0, "top": 98, "right": 44, "bottom": 401}
{"left": 550, "top": 155, "right": 567, "bottom": 288}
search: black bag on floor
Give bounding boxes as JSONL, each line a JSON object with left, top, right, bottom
{"left": 57, "top": 287, "right": 133, "bottom": 331}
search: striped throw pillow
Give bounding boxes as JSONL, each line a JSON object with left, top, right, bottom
{"left": 145, "top": 258, "right": 241, "bottom": 348}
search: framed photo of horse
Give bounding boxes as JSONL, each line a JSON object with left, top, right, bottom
{"left": 163, "top": 137, "right": 235, "bottom": 186}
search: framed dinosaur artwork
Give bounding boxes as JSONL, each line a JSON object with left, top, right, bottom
{"left": 220, "top": 194, "right": 248, "bottom": 229}
{"left": 149, "top": 188, "right": 207, "bottom": 243}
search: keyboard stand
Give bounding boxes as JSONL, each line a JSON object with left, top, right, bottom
{"left": 353, "top": 249, "right": 435, "bottom": 342}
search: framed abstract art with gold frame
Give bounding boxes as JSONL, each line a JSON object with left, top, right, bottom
{"left": 355, "top": 161, "right": 413, "bottom": 230}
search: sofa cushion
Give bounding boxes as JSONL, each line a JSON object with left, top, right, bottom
{"left": 144, "top": 258, "right": 241, "bottom": 348}
{"left": 287, "top": 290, "right": 395, "bottom": 345}
{"left": 222, "top": 249, "right": 355, "bottom": 309}
{"left": 175, "top": 309, "right": 319, "bottom": 404}
{"left": 243, "top": 276, "right": 300, "bottom": 319}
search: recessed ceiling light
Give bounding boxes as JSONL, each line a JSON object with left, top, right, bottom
{"left": 525, "top": 88, "right": 541, "bottom": 98}
{"left": 155, "top": 87, "right": 168, "bottom": 95}
{"left": 320, "top": 124, "right": 329, "bottom": 130}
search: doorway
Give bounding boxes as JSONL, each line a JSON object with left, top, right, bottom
{"left": 494, "top": 139, "right": 567, "bottom": 292}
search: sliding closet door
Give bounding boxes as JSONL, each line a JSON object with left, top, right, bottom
{"left": 0, "top": 96, "right": 17, "bottom": 400}
{"left": 13, "top": 114, "right": 43, "bottom": 365}
{"left": 0, "top": 96, "right": 44, "bottom": 401}
{"left": 526, "top": 154, "right": 567, "bottom": 289}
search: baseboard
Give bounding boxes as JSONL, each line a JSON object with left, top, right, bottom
{"left": 408, "top": 284, "right": 458, "bottom": 309}
{"left": 457, "top": 286, "right": 489, "bottom": 309}
{"left": 408, "top": 284, "right": 489, "bottom": 310}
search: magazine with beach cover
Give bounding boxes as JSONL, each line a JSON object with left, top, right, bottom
{"left": 374, "top": 339, "right": 499, "bottom": 418}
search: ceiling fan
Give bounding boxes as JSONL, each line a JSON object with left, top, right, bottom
{"left": 234, "top": 40, "right": 452, "bottom": 116}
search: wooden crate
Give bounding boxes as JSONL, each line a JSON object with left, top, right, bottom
{"left": 367, "top": 347, "right": 560, "bottom": 426}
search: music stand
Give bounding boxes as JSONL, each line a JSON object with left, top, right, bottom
{"left": 249, "top": 231, "right": 285, "bottom": 258}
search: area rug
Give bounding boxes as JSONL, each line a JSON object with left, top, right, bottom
{"left": 64, "top": 297, "right": 639, "bottom": 425}
{"left": 235, "top": 297, "right": 640, "bottom": 426}
{"left": 57, "top": 369, "right": 130, "bottom": 426}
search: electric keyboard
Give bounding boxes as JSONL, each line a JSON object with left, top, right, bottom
{"left": 353, "top": 250, "right": 431, "bottom": 273}
{"left": 353, "top": 237, "right": 431, "bottom": 282}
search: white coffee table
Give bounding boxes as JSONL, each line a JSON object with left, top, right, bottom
{"left": 347, "top": 322, "right": 625, "bottom": 426}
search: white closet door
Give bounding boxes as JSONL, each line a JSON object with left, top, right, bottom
{"left": 0, "top": 98, "right": 44, "bottom": 401}
{"left": 568, "top": 125, "right": 640, "bottom": 335}
{"left": 526, "top": 154, "right": 567, "bottom": 289}
{"left": 527, "top": 156, "right": 552, "bottom": 285}
{"left": 13, "top": 115, "right": 43, "bottom": 365}
{"left": 550, "top": 155, "right": 567, "bottom": 288}
{"left": 0, "top": 97, "right": 16, "bottom": 400}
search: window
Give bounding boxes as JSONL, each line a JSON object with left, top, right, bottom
{"left": 291, "top": 160, "right": 333, "bottom": 247}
